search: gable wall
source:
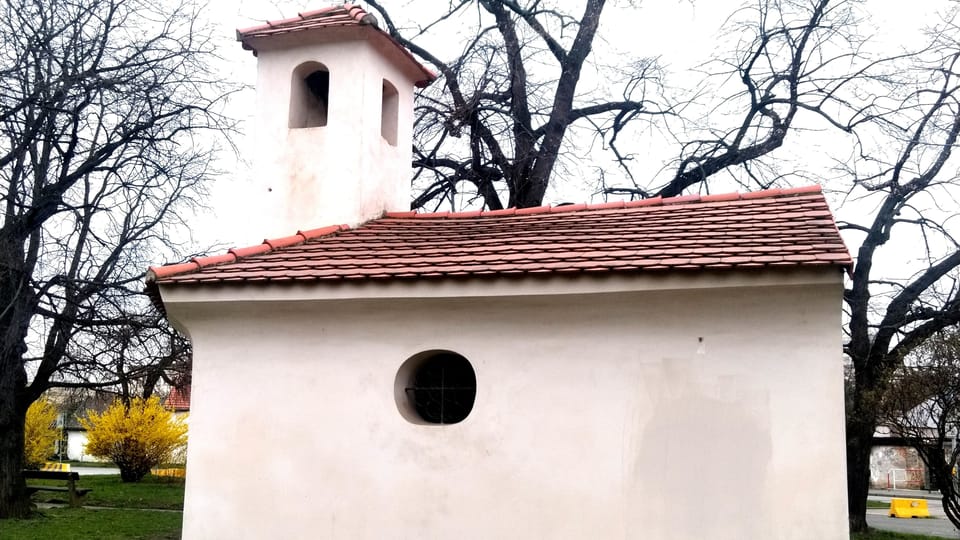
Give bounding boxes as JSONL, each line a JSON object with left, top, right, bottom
{"left": 172, "top": 279, "right": 847, "bottom": 539}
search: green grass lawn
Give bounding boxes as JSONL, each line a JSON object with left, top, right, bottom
{"left": 64, "top": 460, "right": 119, "bottom": 468}
{"left": 0, "top": 507, "right": 181, "bottom": 539}
{"left": 867, "top": 499, "right": 892, "bottom": 509}
{"left": 5, "top": 477, "right": 945, "bottom": 540}
{"left": 29, "top": 474, "right": 185, "bottom": 510}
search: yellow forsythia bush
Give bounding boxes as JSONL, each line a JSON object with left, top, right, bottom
{"left": 23, "top": 398, "right": 59, "bottom": 468}
{"left": 81, "top": 396, "right": 188, "bottom": 482}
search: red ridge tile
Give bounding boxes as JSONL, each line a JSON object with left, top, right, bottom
{"left": 265, "top": 234, "right": 307, "bottom": 249}
{"left": 701, "top": 192, "right": 741, "bottom": 203}
{"left": 229, "top": 244, "right": 272, "bottom": 258}
{"left": 742, "top": 188, "right": 785, "bottom": 199}
{"left": 625, "top": 197, "right": 662, "bottom": 208}
{"left": 192, "top": 253, "right": 237, "bottom": 268}
{"left": 150, "top": 262, "right": 200, "bottom": 279}
{"left": 298, "top": 225, "right": 343, "bottom": 239}
{"left": 550, "top": 203, "right": 588, "bottom": 213}
{"left": 782, "top": 185, "right": 822, "bottom": 195}
{"left": 663, "top": 194, "right": 701, "bottom": 205}
{"left": 587, "top": 201, "right": 626, "bottom": 210}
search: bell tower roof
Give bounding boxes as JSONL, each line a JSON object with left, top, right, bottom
{"left": 237, "top": 3, "right": 435, "bottom": 87}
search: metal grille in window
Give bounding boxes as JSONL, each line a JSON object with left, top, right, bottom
{"left": 405, "top": 353, "right": 476, "bottom": 424}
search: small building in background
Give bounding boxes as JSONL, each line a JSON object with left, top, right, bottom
{"left": 50, "top": 392, "right": 112, "bottom": 463}
{"left": 164, "top": 385, "right": 191, "bottom": 423}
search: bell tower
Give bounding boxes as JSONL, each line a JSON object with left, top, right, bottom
{"left": 236, "top": 4, "right": 434, "bottom": 240}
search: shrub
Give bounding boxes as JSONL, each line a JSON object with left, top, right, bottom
{"left": 81, "top": 396, "right": 188, "bottom": 482}
{"left": 23, "top": 398, "right": 59, "bottom": 468}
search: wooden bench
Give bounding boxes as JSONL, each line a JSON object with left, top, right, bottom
{"left": 23, "top": 470, "right": 92, "bottom": 507}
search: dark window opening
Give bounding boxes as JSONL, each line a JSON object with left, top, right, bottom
{"left": 404, "top": 352, "right": 476, "bottom": 424}
{"left": 289, "top": 62, "right": 329, "bottom": 128}
{"left": 305, "top": 71, "right": 329, "bottom": 108}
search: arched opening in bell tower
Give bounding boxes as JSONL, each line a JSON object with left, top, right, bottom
{"left": 380, "top": 79, "right": 398, "bottom": 146}
{"left": 289, "top": 62, "right": 330, "bottom": 129}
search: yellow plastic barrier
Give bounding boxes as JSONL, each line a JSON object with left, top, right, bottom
{"left": 151, "top": 467, "right": 186, "bottom": 478}
{"left": 889, "top": 498, "right": 930, "bottom": 518}
{"left": 40, "top": 462, "right": 70, "bottom": 472}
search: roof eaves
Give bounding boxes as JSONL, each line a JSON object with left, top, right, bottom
{"left": 146, "top": 224, "right": 350, "bottom": 284}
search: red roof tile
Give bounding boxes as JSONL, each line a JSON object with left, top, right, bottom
{"left": 147, "top": 186, "right": 852, "bottom": 288}
{"left": 236, "top": 3, "right": 436, "bottom": 88}
{"left": 163, "top": 386, "right": 190, "bottom": 412}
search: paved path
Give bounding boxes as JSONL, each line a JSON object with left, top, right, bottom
{"left": 72, "top": 465, "right": 120, "bottom": 476}
{"left": 37, "top": 502, "right": 181, "bottom": 513}
{"left": 867, "top": 494, "right": 960, "bottom": 538}
{"left": 867, "top": 511, "right": 959, "bottom": 538}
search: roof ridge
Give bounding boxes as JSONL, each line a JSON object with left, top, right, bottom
{"left": 236, "top": 3, "right": 437, "bottom": 87}
{"left": 147, "top": 224, "right": 350, "bottom": 281}
{"left": 236, "top": 4, "right": 364, "bottom": 36}
{"left": 383, "top": 184, "right": 823, "bottom": 220}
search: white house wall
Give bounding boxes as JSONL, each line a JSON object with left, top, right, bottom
{"left": 170, "top": 279, "right": 847, "bottom": 539}
{"left": 64, "top": 430, "right": 107, "bottom": 463}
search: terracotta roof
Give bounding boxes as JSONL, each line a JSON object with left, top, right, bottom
{"left": 164, "top": 386, "right": 190, "bottom": 412}
{"left": 236, "top": 3, "right": 436, "bottom": 87}
{"left": 147, "top": 185, "right": 852, "bottom": 287}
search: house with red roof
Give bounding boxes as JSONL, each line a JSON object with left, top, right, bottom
{"left": 164, "top": 385, "right": 190, "bottom": 417}
{"left": 147, "top": 4, "right": 851, "bottom": 539}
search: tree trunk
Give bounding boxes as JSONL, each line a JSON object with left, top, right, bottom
{"left": 119, "top": 465, "right": 149, "bottom": 483}
{"left": 0, "top": 397, "right": 30, "bottom": 518}
{"left": 846, "top": 414, "right": 875, "bottom": 532}
{"left": 929, "top": 461, "right": 960, "bottom": 529}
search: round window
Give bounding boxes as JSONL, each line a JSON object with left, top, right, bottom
{"left": 396, "top": 351, "right": 476, "bottom": 425}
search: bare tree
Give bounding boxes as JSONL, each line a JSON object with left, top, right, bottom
{"left": 366, "top": 0, "right": 675, "bottom": 210}
{"left": 53, "top": 302, "right": 192, "bottom": 405}
{"left": 366, "top": 0, "right": 960, "bottom": 531}
{"left": 881, "top": 331, "right": 960, "bottom": 529}
{"left": 649, "top": 0, "right": 870, "bottom": 197}
{"left": 0, "top": 0, "right": 231, "bottom": 518}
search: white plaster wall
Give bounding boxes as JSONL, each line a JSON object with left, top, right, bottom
{"left": 169, "top": 276, "right": 848, "bottom": 539}
{"left": 870, "top": 445, "right": 926, "bottom": 489}
{"left": 65, "top": 430, "right": 107, "bottom": 463}
{"left": 238, "top": 28, "right": 417, "bottom": 243}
